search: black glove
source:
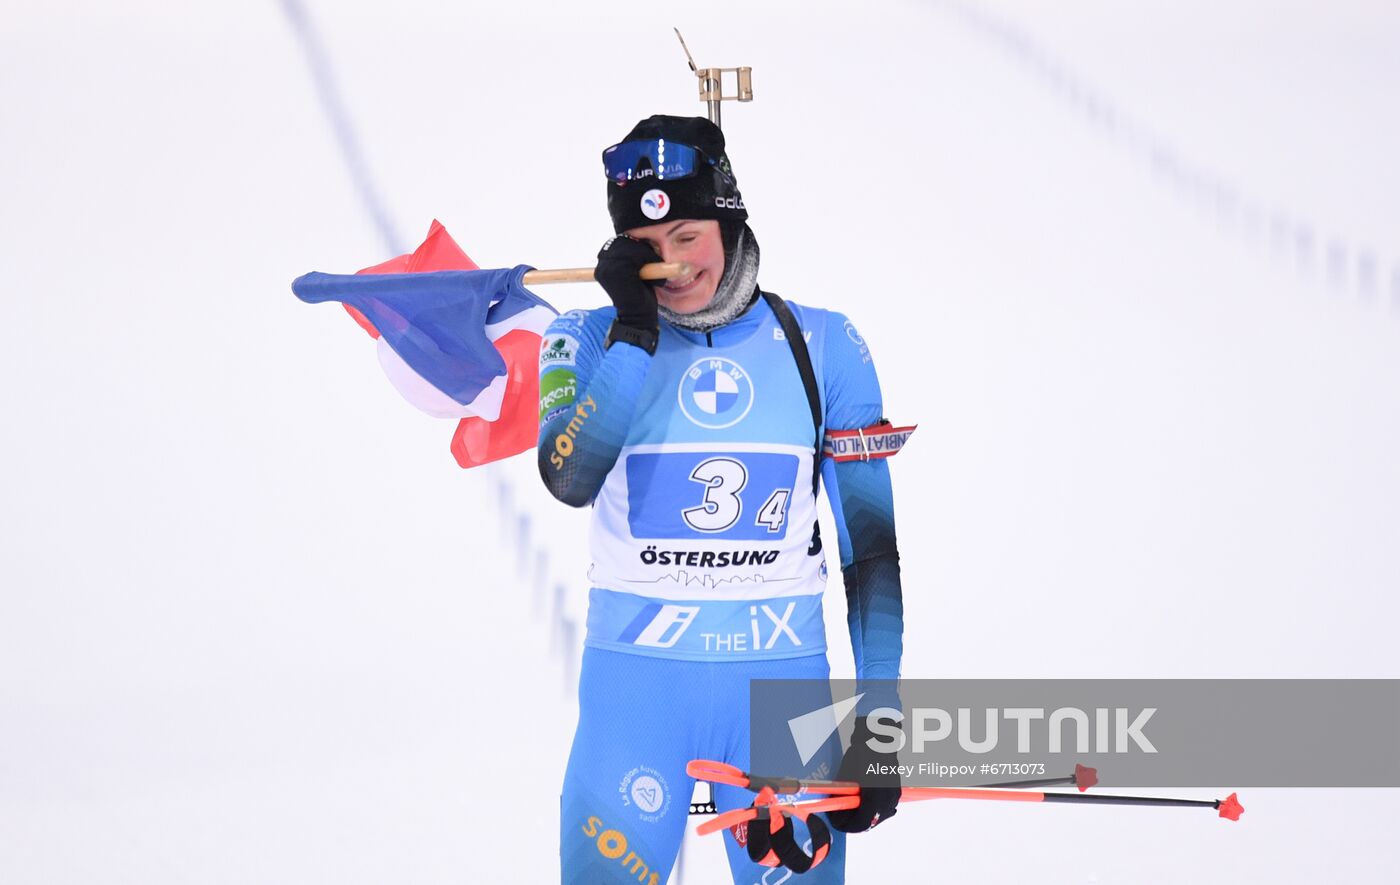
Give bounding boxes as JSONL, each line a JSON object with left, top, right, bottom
{"left": 594, "top": 235, "right": 660, "bottom": 333}
{"left": 745, "top": 806, "right": 833, "bottom": 874}
{"left": 826, "top": 716, "right": 901, "bottom": 833}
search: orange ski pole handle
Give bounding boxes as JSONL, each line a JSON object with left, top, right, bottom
{"left": 684, "top": 760, "right": 749, "bottom": 789}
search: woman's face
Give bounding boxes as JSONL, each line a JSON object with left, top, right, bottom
{"left": 624, "top": 218, "right": 725, "bottom": 314}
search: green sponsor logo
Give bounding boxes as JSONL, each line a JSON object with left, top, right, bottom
{"left": 539, "top": 369, "right": 578, "bottom": 421}
{"left": 541, "top": 334, "right": 578, "bottom": 367}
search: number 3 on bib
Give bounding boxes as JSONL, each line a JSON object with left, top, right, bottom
{"left": 682, "top": 458, "right": 747, "bottom": 532}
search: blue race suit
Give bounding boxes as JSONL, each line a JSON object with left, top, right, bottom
{"left": 539, "top": 292, "right": 903, "bottom": 884}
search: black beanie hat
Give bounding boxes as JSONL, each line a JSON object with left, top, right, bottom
{"left": 605, "top": 115, "right": 748, "bottom": 234}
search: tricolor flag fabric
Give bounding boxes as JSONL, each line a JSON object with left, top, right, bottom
{"left": 292, "top": 221, "right": 557, "bottom": 467}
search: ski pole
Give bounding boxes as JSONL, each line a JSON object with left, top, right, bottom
{"left": 686, "top": 759, "right": 1096, "bottom": 801}
{"left": 695, "top": 786, "right": 1243, "bottom": 836}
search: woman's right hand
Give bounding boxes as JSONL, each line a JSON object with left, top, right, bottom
{"left": 594, "top": 235, "right": 661, "bottom": 333}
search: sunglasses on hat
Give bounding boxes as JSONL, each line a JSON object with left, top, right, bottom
{"left": 602, "top": 138, "right": 733, "bottom": 184}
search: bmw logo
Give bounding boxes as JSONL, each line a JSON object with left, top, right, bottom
{"left": 677, "top": 357, "right": 755, "bottom": 429}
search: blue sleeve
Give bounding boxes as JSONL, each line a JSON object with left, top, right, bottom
{"left": 536, "top": 309, "right": 651, "bottom": 507}
{"left": 818, "top": 311, "right": 904, "bottom": 701}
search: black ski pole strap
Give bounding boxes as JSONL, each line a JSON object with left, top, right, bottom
{"left": 761, "top": 290, "right": 822, "bottom": 498}
{"left": 745, "top": 809, "right": 832, "bottom": 874}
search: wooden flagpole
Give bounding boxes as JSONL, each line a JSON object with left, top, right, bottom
{"left": 522, "top": 261, "right": 690, "bottom": 285}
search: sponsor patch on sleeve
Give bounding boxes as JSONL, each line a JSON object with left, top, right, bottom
{"left": 540, "top": 333, "right": 580, "bottom": 368}
{"left": 823, "top": 421, "right": 916, "bottom": 462}
{"left": 539, "top": 368, "right": 578, "bottom": 422}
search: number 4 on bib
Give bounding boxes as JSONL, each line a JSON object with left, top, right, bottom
{"left": 756, "top": 489, "right": 790, "bottom": 532}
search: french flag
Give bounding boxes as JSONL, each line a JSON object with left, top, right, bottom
{"left": 292, "top": 221, "right": 557, "bottom": 467}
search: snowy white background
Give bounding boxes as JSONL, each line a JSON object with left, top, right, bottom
{"left": 2, "top": 0, "right": 1398, "bottom": 881}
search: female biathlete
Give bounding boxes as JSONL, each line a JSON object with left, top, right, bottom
{"left": 538, "top": 115, "right": 906, "bottom": 883}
